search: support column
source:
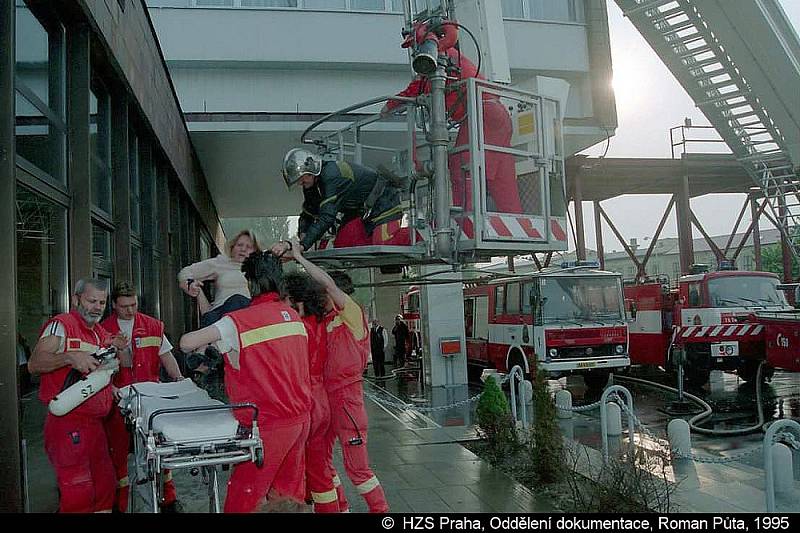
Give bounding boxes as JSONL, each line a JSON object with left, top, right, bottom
{"left": 111, "top": 91, "right": 131, "bottom": 282}
{"left": 0, "top": 0, "right": 23, "bottom": 513}
{"left": 675, "top": 175, "right": 694, "bottom": 274}
{"left": 420, "top": 265, "right": 467, "bottom": 388}
{"left": 779, "top": 195, "right": 793, "bottom": 283}
{"left": 751, "top": 194, "right": 762, "bottom": 271}
{"left": 67, "top": 25, "right": 92, "bottom": 284}
{"left": 573, "top": 172, "right": 586, "bottom": 261}
{"left": 594, "top": 201, "right": 605, "bottom": 269}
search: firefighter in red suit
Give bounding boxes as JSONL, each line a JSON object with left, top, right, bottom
{"left": 287, "top": 238, "right": 390, "bottom": 513}
{"left": 281, "top": 272, "right": 343, "bottom": 513}
{"left": 179, "top": 251, "right": 312, "bottom": 513}
{"left": 100, "top": 281, "right": 183, "bottom": 512}
{"left": 381, "top": 21, "right": 522, "bottom": 214}
{"left": 28, "top": 278, "right": 126, "bottom": 513}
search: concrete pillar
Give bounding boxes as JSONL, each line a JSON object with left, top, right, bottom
{"left": 420, "top": 265, "right": 467, "bottom": 387}
{"left": 111, "top": 91, "right": 131, "bottom": 283}
{"left": 605, "top": 402, "right": 622, "bottom": 436}
{"left": 556, "top": 389, "right": 573, "bottom": 419}
{"left": 667, "top": 419, "right": 692, "bottom": 458}
{"left": 771, "top": 443, "right": 794, "bottom": 494}
{"left": 0, "top": 0, "right": 23, "bottom": 513}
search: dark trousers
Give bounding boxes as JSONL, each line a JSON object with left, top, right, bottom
{"left": 373, "top": 350, "right": 385, "bottom": 378}
{"left": 200, "top": 294, "right": 251, "bottom": 327}
{"left": 394, "top": 345, "right": 406, "bottom": 367}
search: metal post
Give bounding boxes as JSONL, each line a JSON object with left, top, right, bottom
{"left": 430, "top": 58, "right": 452, "bottom": 260}
{"left": 751, "top": 194, "right": 763, "bottom": 271}
{"left": 573, "top": 172, "right": 586, "bottom": 261}
{"left": 676, "top": 175, "right": 695, "bottom": 275}
{"left": 0, "top": 0, "right": 22, "bottom": 512}
{"left": 594, "top": 200, "right": 605, "bottom": 269}
{"left": 779, "top": 195, "right": 793, "bottom": 283}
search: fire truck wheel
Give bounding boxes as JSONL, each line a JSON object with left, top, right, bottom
{"left": 737, "top": 360, "right": 774, "bottom": 383}
{"left": 507, "top": 351, "right": 529, "bottom": 381}
{"left": 684, "top": 365, "right": 710, "bottom": 388}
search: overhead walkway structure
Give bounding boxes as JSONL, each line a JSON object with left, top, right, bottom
{"left": 612, "top": 0, "right": 800, "bottom": 260}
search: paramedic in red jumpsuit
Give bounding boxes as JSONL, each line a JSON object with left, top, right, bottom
{"left": 281, "top": 272, "right": 342, "bottom": 513}
{"left": 179, "top": 251, "right": 312, "bottom": 513}
{"left": 381, "top": 22, "right": 522, "bottom": 214}
{"left": 101, "top": 281, "right": 184, "bottom": 512}
{"left": 288, "top": 238, "right": 390, "bottom": 513}
{"left": 28, "top": 278, "right": 125, "bottom": 513}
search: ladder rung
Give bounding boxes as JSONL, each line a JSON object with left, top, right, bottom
{"left": 624, "top": 0, "right": 676, "bottom": 17}
{"left": 740, "top": 150, "right": 786, "bottom": 163}
{"left": 692, "top": 67, "right": 728, "bottom": 81}
{"left": 696, "top": 90, "right": 746, "bottom": 107}
{"left": 685, "top": 56, "right": 723, "bottom": 69}
{"left": 679, "top": 44, "right": 713, "bottom": 59}
{"left": 661, "top": 20, "right": 696, "bottom": 36}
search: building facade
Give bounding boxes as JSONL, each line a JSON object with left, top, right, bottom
{"left": 2, "top": 0, "right": 223, "bottom": 511}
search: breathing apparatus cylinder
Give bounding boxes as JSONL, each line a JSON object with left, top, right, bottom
{"left": 48, "top": 352, "right": 119, "bottom": 416}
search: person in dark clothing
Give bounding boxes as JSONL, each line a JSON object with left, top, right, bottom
{"left": 391, "top": 315, "right": 410, "bottom": 368}
{"left": 271, "top": 148, "right": 410, "bottom": 256}
{"left": 369, "top": 319, "right": 388, "bottom": 378}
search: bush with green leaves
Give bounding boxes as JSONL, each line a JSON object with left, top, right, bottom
{"left": 475, "top": 375, "right": 518, "bottom": 462}
{"left": 528, "top": 369, "right": 565, "bottom": 483}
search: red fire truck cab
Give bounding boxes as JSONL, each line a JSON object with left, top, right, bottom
{"left": 625, "top": 266, "right": 800, "bottom": 385}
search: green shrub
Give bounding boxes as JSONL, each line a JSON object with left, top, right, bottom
{"left": 528, "top": 370, "right": 565, "bottom": 483}
{"left": 476, "top": 375, "right": 518, "bottom": 462}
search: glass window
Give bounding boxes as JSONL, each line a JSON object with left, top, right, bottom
{"left": 464, "top": 298, "right": 475, "bottom": 338}
{"left": 195, "top": 0, "right": 234, "bottom": 6}
{"left": 506, "top": 282, "right": 521, "bottom": 314}
{"left": 539, "top": 276, "right": 622, "bottom": 323}
{"left": 130, "top": 134, "right": 141, "bottom": 235}
{"left": 708, "top": 275, "right": 788, "bottom": 308}
{"left": 304, "top": 0, "right": 345, "bottom": 8}
{"left": 92, "top": 223, "right": 114, "bottom": 272}
{"left": 90, "top": 82, "right": 112, "bottom": 214}
{"left": 241, "top": 0, "right": 297, "bottom": 5}
{"left": 14, "top": 3, "right": 66, "bottom": 184}
{"left": 351, "top": 0, "right": 384, "bottom": 9}
{"left": 502, "top": 0, "right": 524, "bottom": 18}
{"left": 494, "top": 285, "right": 505, "bottom": 315}
{"left": 15, "top": 185, "right": 69, "bottom": 349}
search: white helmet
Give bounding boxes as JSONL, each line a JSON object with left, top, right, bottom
{"left": 282, "top": 148, "right": 322, "bottom": 188}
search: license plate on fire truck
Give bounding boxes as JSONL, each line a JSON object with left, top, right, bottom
{"left": 711, "top": 342, "right": 738, "bottom": 357}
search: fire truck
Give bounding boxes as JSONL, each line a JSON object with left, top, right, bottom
{"left": 625, "top": 264, "right": 800, "bottom": 386}
{"left": 402, "top": 262, "right": 631, "bottom": 387}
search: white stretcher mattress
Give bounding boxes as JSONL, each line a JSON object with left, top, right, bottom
{"left": 120, "top": 380, "right": 240, "bottom": 443}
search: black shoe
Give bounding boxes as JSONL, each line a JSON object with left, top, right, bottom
{"left": 160, "top": 501, "right": 182, "bottom": 513}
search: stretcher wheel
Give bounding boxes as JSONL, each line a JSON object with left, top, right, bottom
{"left": 254, "top": 447, "right": 264, "bottom": 468}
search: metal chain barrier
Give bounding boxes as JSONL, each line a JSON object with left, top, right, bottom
{"left": 363, "top": 390, "right": 483, "bottom": 413}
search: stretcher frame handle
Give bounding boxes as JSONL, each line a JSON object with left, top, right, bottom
{"left": 147, "top": 402, "right": 259, "bottom": 432}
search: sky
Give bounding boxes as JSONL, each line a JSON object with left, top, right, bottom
{"left": 575, "top": 0, "right": 800, "bottom": 255}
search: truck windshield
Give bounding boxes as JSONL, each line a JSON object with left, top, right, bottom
{"left": 707, "top": 275, "right": 788, "bottom": 308}
{"left": 539, "top": 276, "right": 622, "bottom": 323}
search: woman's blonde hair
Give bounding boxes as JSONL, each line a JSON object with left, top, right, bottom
{"left": 227, "top": 229, "right": 261, "bottom": 257}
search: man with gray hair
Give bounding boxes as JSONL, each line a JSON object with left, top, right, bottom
{"left": 29, "top": 277, "right": 126, "bottom": 513}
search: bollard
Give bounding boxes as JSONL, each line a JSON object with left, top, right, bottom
{"left": 521, "top": 380, "right": 533, "bottom": 405}
{"left": 555, "top": 389, "right": 573, "bottom": 419}
{"left": 605, "top": 402, "right": 622, "bottom": 436}
{"left": 667, "top": 419, "right": 691, "bottom": 458}
{"left": 772, "top": 443, "right": 794, "bottom": 495}
{"left": 763, "top": 419, "right": 800, "bottom": 512}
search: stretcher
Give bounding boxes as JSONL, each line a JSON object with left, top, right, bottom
{"left": 119, "top": 380, "right": 264, "bottom": 513}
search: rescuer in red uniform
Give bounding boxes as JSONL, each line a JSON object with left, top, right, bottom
{"left": 281, "top": 272, "right": 343, "bottom": 513}
{"left": 100, "top": 281, "right": 184, "bottom": 512}
{"left": 28, "top": 278, "right": 126, "bottom": 513}
{"left": 179, "top": 251, "right": 312, "bottom": 513}
{"left": 287, "top": 238, "right": 390, "bottom": 513}
{"left": 381, "top": 21, "right": 522, "bottom": 214}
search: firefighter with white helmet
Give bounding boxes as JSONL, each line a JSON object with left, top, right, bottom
{"left": 273, "top": 148, "right": 410, "bottom": 255}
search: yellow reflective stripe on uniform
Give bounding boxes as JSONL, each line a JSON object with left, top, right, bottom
{"left": 336, "top": 161, "right": 355, "bottom": 181}
{"left": 370, "top": 205, "right": 403, "bottom": 223}
{"left": 380, "top": 222, "right": 391, "bottom": 242}
{"left": 118, "top": 476, "right": 129, "bottom": 488}
{"left": 136, "top": 336, "right": 161, "bottom": 348}
{"left": 311, "top": 489, "right": 338, "bottom": 504}
{"left": 320, "top": 194, "right": 338, "bottom": 207}
{"left": 326, "top": 315, "right": 344, "bottom": 333}
{"left": 332, "top": 475, "right": 342, "bottom": 487}
{"left": 240, "top": 321, "right": 308, "bottom": 349}
{"left": 355, "top": 475, "right": 381, "bottom": 495}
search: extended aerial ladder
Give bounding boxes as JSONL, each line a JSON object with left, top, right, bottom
{"left": 612, "top": 0, "right": 800, "bottom": 261}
